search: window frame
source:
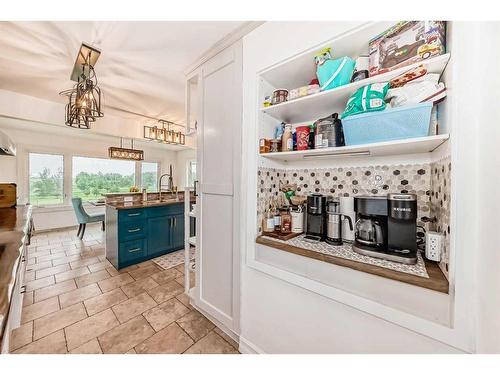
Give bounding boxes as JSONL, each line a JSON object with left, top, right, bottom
{"left": 27, "top": 151, "right": 65, "bottom": 208}
{"left": 186, "top": 159, "right": 197, "bottom": 188}
{"left": 71, "top": 155, "right": 138, "bottom": 202}
{"left": 140, "top": 161, "right": 160, "bottom": 192}
{"left": 22, "top": 146, "right": 161, "bottom": 208}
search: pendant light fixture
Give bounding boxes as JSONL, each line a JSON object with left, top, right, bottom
{"left": 108, "top": 138, "right": 144, "bottom": 161}
{"left": 60, "top": 43, "right": 104, "bottom": 129}
{"left": 144, "top": 120, "right": 185, "bottom": 145}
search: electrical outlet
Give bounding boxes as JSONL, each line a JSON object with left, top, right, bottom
{"left": 425, "top": 231, "right": 443, "bottom": 261}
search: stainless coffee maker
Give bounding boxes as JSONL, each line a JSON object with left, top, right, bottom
{"left": 325, "top": 200, "right": 353, "bottom": 246}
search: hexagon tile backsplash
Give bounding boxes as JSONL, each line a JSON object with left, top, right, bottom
{"left": 429, "top": 156, "right": 451, "bottom": 278}
{"left": 256, "top": 157, "right": 451, "bottom": 279}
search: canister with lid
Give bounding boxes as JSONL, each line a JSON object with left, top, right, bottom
{"left": 290, "top": 205, "right": 305, "bottom": 233}
{"left": 280, "top": 209, "right": 292, "bottom": 234}
{"left": 296, "top": 126, "right": 310, "bottom": 150}
{"left": 314, "top": 113, "right": 345, "bottom": 148}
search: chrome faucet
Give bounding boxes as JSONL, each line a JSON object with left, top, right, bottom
{"left": 158, "top": 164, "right": 175, "bottom": 201}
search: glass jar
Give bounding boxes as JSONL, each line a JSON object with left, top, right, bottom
{"left": 263, "top": 207, "right": 275, "bottom": 233}
{"left": 274, "top": 208, "right": 281, "bottom": 231}
{"left": 270, "top": 139, "right": 281, "bottom": 153}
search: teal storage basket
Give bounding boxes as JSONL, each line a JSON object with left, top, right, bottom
{"left": 342, "top": 102, "right": 433, "bottom": 146}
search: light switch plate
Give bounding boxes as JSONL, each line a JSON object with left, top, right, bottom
{"left": 425, "top": 231, "right": 443, "bottom": 261}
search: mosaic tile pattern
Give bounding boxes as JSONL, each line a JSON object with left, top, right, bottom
{"left": 263, "top": 234, "right": 429, "bottom": 277}
{"left": 430, "top": 156, "right": 451, "bottom": 278}
{"left": 256, "top": 158, "right": 452, "bottom": 279}
{"left": 257, "top": 163, "right": 432, "bottom": 230}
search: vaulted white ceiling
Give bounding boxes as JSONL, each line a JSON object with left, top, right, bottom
{"left": 0, "top": 21, "right": 245, "bottom": 125}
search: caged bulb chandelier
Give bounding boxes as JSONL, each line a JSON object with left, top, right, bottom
{"left": 60, "top": 43, "right": 104, "bottom": 129}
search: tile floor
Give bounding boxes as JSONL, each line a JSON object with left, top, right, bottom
{"left": 10, "top": 224, "right": 239, "bottom": 354}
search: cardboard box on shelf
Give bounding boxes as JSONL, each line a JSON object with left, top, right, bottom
{"left": 369, "top": 21, "right": 446, "bottom": 77}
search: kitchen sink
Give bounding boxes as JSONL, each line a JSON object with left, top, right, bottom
{"left": 142, "top": 198, "right": 179, "bottom": 205}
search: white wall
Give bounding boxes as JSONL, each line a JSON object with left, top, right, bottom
{"left": 241, "top": 269, "right": 461, "bottom": 353}
{"left": 0, "top": 118, "right": 188, "bottom": 231}
{"left": 175, "top": 149, "right": 196, "bottom": 189}
{"left": 474, "top": 22, "right": 500, "bottom": 353}
{"left": 238, "top": 21, "right": 486, "bottom": 354}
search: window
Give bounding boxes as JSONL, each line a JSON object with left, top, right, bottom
{"left": 72, "top": 156, "right": 135, "bottom": 201}
{"left": 187, "top": 160, "right": 197, "bottom": 187}
{"left": 141, "top": 162, "right": 158, "bottom": 192}
{"left": 29, "top": 153, "right": 64, "bottom": 206}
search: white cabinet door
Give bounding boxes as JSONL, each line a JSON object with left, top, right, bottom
{"left": 195, "top": 42, "right": 241, "bottom": 333}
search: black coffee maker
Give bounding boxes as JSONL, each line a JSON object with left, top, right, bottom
{"left": 305, "top": 194, "right": 327, "bottom": 241}
{"left": 352, "top": 194, "right": 417, "bottom": 264}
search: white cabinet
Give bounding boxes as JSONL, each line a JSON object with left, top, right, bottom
{"left": 188, "top": 42, "right": 242, "bottom": 335}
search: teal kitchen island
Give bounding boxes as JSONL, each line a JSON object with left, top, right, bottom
{"left": 105, "top": 199, "right": 187, "bottom": 269}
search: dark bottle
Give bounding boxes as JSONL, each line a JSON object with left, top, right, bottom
{"left": 308, "top": 124, "right": 315, "bottom": 149}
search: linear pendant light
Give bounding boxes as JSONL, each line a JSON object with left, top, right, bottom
{"left": 108, "top": 138, "right": 144, "bottom": 161}
{"left": 144, "top": 119, "right": 185, "bottom": 145}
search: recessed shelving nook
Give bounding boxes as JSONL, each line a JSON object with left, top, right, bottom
{"left": 258, "top": 21, "right": 451, "bottom": 165}
{"left": 255, "top": 20, "right": 454, "bottom": 305}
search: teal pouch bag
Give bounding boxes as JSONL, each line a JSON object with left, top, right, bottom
{"left": 316, "top": 56, "right": 356, "bottom": 91}
{"left": 341, "top": 83, "right": 389, "bottom": 119}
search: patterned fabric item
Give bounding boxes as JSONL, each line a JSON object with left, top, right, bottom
{"left": 262, "top": 234, "right": 429, "bottom": 278}
{"left": 152, "top": 247, "right": 195, "bottom": 270}
{"left": 389, "top": 65, "right": 427, "bottom": 88}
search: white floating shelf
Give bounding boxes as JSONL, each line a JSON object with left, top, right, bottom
{"left": 259, "top": 135, "right": 449, "bottom": 162}
{"left": 188, "top": 236, "right": 196, "bottom": 246}
{"left": 261, "top": 53, "right": 450, "bottom": 124}
{"left": 260, "top": 22, "right": 395, "bottom": 89}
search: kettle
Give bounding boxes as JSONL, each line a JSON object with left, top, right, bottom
{"left": 354, "top": 214, "right": 385, "bottom": 247}
{"left": 325, "top": 200, "right": 353, "bottom": 246}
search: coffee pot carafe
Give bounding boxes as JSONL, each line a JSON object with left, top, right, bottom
{"left": 354, "top": 215, "right": 385, "bottom": 247}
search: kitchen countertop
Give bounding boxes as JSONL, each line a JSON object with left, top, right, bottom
{"left": 0, "top": 205, "right": 32, "bottom": 345}
{"left": 256, "top": 235, "right": 449, "bottom": 294}
{"left": 102, "top": 191, "right": 187, "bottom": 196}
{"left": 106, "top": 198, "right": 194, "bottom": 210}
